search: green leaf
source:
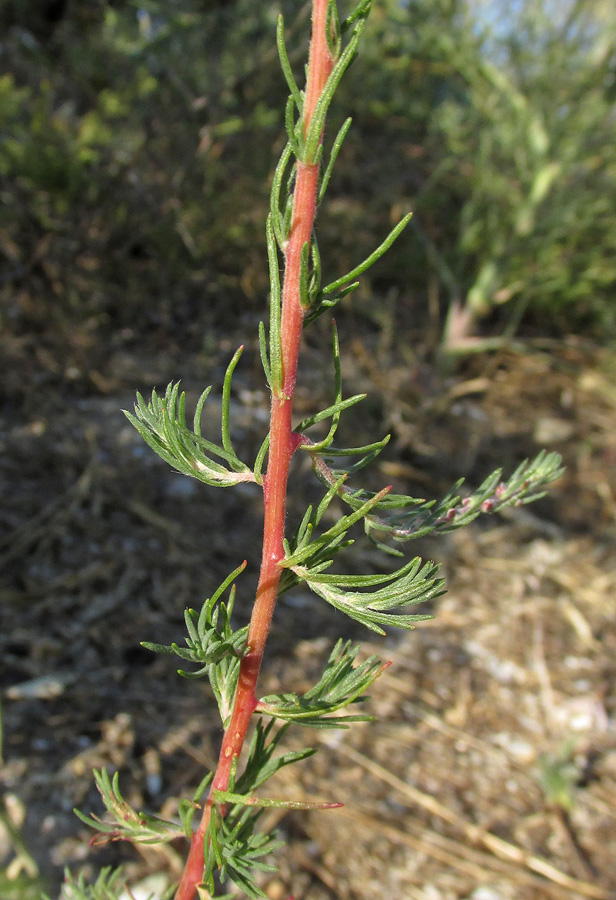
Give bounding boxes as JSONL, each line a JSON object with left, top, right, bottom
{"left": 341, "top": 0, "right": 373, "bottom": 33}
{"left": 266, "top": 214, "right": 283, "bottom": 394}
{"left": 285, "top": 93, "right": 301, "bottom": 156}
{"left": 299, "top": 240, "right": 310, "bottom": 308}
{"left": 221, "top": 345, "right": 243, "bottom": 456}
{"left": 319, "top": 116, "right": 352, "bottom": 203}
{"left": 321, "top": 213, "right": 413, "bottom": 297}
{"left": 234, "top": 720, "right": 316, "bottom": 796}
{"left": 178, "top": 772, "right": 213, "bottom": 839}
{"left": 141, "top": 561, "right": 248, "bottom": 679}
{"left": 212, "top": 790, "right": 340, "bottom": 811}
{"left": 258, "top": 321, "right": 272, "bottom": 392}
{"left": 304, "top": 12, "right": 369, "bottom": 164}
{"left": 276, "top": 15, "right": 303, "bottom": 111}
{"left": 295, "top": 321, "right": 367, "bottom": 450}
{"left": 281, "top": 486, "right": 390, "bottom": 568}
{"left": 257, "top": 639, "right": 386, "bottom": 727}
{"left": 303, "top": 281, "right": 359, "bottom": 326}
{"left": 204, "top": 805, "right": 284, "bottom": 900}
{"left": 253, "top": 433, "right": 270, "bottom": 486}
{"left": 124, "top": 380, "right": 255, "bottom": 487}
{"left": 295, "top": 393, "right": 367, "bottom": 435}
{"left": 293, "top": 556, "right": 442, "bottom": 635}
{"left": 364, "top": 451, "right": 565, "bottom": 545}
{"left": 269, "top": 141, "right": 293, "bottom": 248}
{"left": 326, "top": 0, "right": 342, "bottom": 61}
{"left": 45, "top": 867, "right": 127, "bottom": 900}
{"left": 74, "top": 770, "right": 184, "bottom": 846}
{"left": 308, "top": 232, "right": 322, "bottom": 303}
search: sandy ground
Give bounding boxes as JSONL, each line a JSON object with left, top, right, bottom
{"left": 1, "top": 326, "right": 615, "bottom": 900}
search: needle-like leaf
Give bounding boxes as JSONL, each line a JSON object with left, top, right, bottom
{"left": 124, "top": 379, "right": 255, "bottom": 487}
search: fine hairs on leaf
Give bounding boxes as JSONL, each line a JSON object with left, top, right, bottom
{"left": 74, "top": 2, "right": 563, "bottom": 898}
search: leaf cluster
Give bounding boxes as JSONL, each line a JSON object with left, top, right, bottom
{"left": 73, "top": 1, "right": 567, "bottom": 897}
{"left": 203, "top": 720, "right": 341, "bottom": 898}
{"left": 307, "top": 436, "right": 563, "bottom": 553}
{"left": 261, "top": 0, "right": 413, "bottom": 394}
{"left": 257, "top": 639, "right": 386, "bottom": 727}
{"left": 203, "top": 806, "right": 283, "bottom": 900}
{"left": 361, "top": 449, "right": 565, "bottom": 546}
{"left": 124, "top": 350, "right": 255, "bottom": 488}
{"left": 49, "top": 868, "right": 131, "bottom": 900}
{"left": 142, "top": 562, "right": 249, "bottom": 727}
{"left": 74, "top": 769, "right": 185, "bottom": 846}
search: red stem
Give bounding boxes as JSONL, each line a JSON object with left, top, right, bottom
{"left": 174, "top": 3, "right": 333, "bottom": 898}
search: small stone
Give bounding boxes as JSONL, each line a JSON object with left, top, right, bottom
{"left": 533, "top": 416, "right": 574, "bottom": 444}
{"left": 266, "top": 879, "right": 287, "bottom": 900}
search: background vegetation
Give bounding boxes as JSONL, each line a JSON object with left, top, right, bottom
{"left": 1, "top": 0, "right": 615, "bottom": 387}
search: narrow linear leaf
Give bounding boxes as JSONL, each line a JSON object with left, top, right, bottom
{"left": 326, "top": 0, "right": 342, "bottom": 60}
{"left": 299, "top": 240, "right": 310, "bottom": 309}
{"left": 267, "top": 214, "right": 283, "bottom": 393}
{"left": 295, "top": 556, "right": 443, "bottom": 635}
{"left": 257, "top": 639, "right": 387, "bottom": 727}
{"left": 276, "top": 15, "right": 303, "bottom": 111}
{"left": 213, "top": 791, "right": 341, "bottom": 811}
{"left": 253, "top": 433, "right": 270, "bottom": 486}
{"left": 295, "top": 393, "right": 366, "bottom": 434}
{"left": 322, "top": 212, "right": 413, "bottom": 296}
{"left": 341, "top": 0, "right": 373, "bottom": 33}
{"left": 221, "top": 346, "right": 244, "bottom": 456}
{"left": 319, "top": 116, "right": 352, "bottom": 203}
{"left": 281, "top": 486, "right": 391, "bottom": 567}
{"left": 309, "top": 231, "right": 322, "bottom": 300}
{"left": 234, "top": 720, "right": 316, "bottom": 796}
{"left": 258, "top": 320, "right": 272, "bottom": 390}
{"left": 270, "top": 141, "right": 293, "bottom": 247}
{"left": 285, "top": 94, "right": 301, "bottom": 156}
{"left": 304, "top": 16, "right": 368, "bottom": 163}
{"left": 303, "top": 281, "right": 359, "bottom": 326}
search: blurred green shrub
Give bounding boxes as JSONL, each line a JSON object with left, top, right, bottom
{"left": 1, "top": 0, "right": 614, "bottom": 367}
{"left": 349, "top": 0, "right": 616, "bottom": 344}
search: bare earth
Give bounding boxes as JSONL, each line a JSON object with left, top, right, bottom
{"left": 1, "top": 323, "right": 615, "bottom": 900}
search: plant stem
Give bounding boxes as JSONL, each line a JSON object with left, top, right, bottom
{"left": 174, "top": 3, "right": 333, "bottom": 898}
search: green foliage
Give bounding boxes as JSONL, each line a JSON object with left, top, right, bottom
{"left": 74, "top": 769, "right": 185, "bottom": 845}
{"left": 257, "top": 639, "right": 386, "bottom": 727}
{"left": 142, "top": 562, "right": 248, "bottom": 678}
{"left": 0, "top": 871, "right": 47, "bottom": 900}
{"left": 124, "top": 362, "right": 255, "bottom": 488}
{"left": 538, "top": 740, "right": 580, "bottom": 813}
{"left": 359, "top": 450, "right": 565, "bottom": 546}
{"left": 48, "top": 868, "right": 165, "bottom": 900}
{"left": 291, "top": 555, "right": 441, "bottom": 635}
{"left": 233, "top": 721, "right": 316, "bottom": 795}
{"left": 203, "top": 807, "right": 283, "bottom": 900}
{"left": 71, "top": 2, "right": 565, "bottom": 897}
{"left": 54, "top": 868, "right": 125, "bottom": 900}
{"left": 142, "top": 562, "right": 249, "bottom": 726}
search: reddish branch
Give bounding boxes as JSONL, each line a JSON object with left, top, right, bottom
{"left": 174, "top": 3, "right": 334, "bottom": 898}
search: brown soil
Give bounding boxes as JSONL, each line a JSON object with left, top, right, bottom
{"left": 1, "top": 322, "right": 615, "bottom": 900}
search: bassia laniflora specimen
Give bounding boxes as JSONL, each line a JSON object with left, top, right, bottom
{"left": 74, "top": 2, "right": 563, "bottom": 898}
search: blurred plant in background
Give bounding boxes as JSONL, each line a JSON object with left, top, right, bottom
{"left": 1, "top": 0, "right": 614, "bottom": 368}
{"left": 0, "top": 704, "right": 47, "bottom": 900}
{"left": 336, "top": 0, "right": 616, "bottom": 349}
